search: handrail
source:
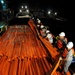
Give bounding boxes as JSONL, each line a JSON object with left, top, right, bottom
{"left": 49, "top": 58, "right": 61, "bottom": 75}
{"left": 28, "top": 19, "right": 61, "bottom": 75}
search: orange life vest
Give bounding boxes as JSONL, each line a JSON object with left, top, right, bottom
{"left": 62, "top": 48, "right": 68, "bottom": 58}
{"left": 57, "top": 40, "right": 63, "bottom": 49}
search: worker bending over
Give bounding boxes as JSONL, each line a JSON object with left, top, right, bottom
{"left": 39, "top": 25, "right": 46, "bottom": 37}
{"left": 45, "top": 30, "right": 53, "bottom": 44}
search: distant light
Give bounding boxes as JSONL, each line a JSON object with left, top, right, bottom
{"left": 55, "top": 12, "right": 57, "bottom": 15}
{"left": 48, "top": 11, "right": 51, "bottom": 15}
{"left": 26, "top": 9, "right": 29, "bottom": 13}
{"left": 21, "top": 6, "right": 24, "bottom": 8}
{"left": 19, "top": 9, "right": 22, "bottom": 12}
{"left": 25, "top": 6, "right": 27, "bottom": 9}
{"left": 1, "top": 0, "right": 4, "bottom": 4}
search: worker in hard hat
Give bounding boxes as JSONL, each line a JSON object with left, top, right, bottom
{"left": 54, "top": 32, "right": 68, "bottom": 52}
{"left": 62, "top": 41, "right": 74, "bottom": 75}
{"left": 36, "top": 18, "right": 42, "bottom": 30}
{"left": 37, "top": 24, "right": 40, "bottom": 28}
{"left": 59, "top": 32, "right": 67, "bottom": 44}
{"left": 36, "top": 18, "right": 41, "bottom": 25}
{"left": 36, "top": 24, "right": 41, "bottom": 31}
{"left": 45, "top": 30, "right": 53, "bottom": 44}
{"left": 37, "top": 19, "right": 41, "bottom": 24}
{"left": 40, "top": 25, "right": 46, "bottom": 37}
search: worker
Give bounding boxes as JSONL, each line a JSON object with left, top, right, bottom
{"left": 36, "top": 24, "right": 41, "bottom": 35}
{"left": 54, "top": 32, "right": 68, "bottom": 52}
{"left": 36, "top": 18, "right": 41, "bottom": 24}
{"left": 40, "top": 25, "right": 46, "bottom": 37}
{"left": 62, "top": 41, "right": 74, "bottom": 75}
{"left": 37, "top": 24, "right": 41, "bottom": 30}
{"left": 45, "top": 30, "right": 53, "bottom": 44}
{"left": 71, "top": 52, "right": 75, "bottom": 63}
{"left": 62, "top": 48, "right": 68, "bottom": 58}
{"left": 37, "top": 24, "right": 40, "bottom": 28}
{"left": 59, "top": 32, "right": 67, "bottom": 44}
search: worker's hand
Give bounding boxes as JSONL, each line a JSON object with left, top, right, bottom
{"left": 59, "top": 57, "right": 62, "bottom": 60}
{"left": 73, "top": 73, "right": 75, "bottom": 75}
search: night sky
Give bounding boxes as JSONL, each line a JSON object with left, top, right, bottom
{"left": 7, "top": 0, "right": 74, "bottom": 17}
{"left": 8, "top": 0, "right": 68, "bottom": 11}
{"left": 7, "top": 0, "right": 74, "bottom": 24}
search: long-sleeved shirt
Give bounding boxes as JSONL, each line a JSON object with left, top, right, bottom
{"left": 66, "top": 49, "right": 73, "bottom": 61}
{"left": 46, "top": 33, "right": 53, "bottom": 44}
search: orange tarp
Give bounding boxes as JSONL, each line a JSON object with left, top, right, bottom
{"left": 0, "top": 19, "right": 71, "bottom": 75}
{"left": 28, "top": 19, "right": 71, "bottom": 75}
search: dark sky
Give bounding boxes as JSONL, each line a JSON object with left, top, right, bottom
{"left": 8, "top": 0, "right": 72, "bottom": 10}
{"left": 7, "top": 0, "right": 74, "bottom": 21}
{"left": 8, "top": 1, "right": 73, "bottom": 12}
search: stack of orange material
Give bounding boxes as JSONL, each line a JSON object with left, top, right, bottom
{"left": 28, "top": 19, "right": 71, "bottom": 75}
{"left": 0, "top": 20, "right": 71, "bottom": 75}
{"left": 28, "top": 20, "right": 60, "bottom": 60}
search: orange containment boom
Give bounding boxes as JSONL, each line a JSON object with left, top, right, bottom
{"left": 0, "top": 19, "right": 71, "bottom": 75}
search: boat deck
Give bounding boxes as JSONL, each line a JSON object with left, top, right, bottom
{"left": 0, "top": 19, "right": 71, "bottom": 75}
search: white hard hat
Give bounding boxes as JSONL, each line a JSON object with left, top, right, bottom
{"left": 59, "top": 32, "right": 65, "bottom": 36}
{"left": 37, "top": 18, "right": 39, "bottom": 21}
{"left": 66, "top": 42, "right": 74, "bottom": 49}
{"left": 38, "top": 20, "right": 41, "bottom": 24}
{"left": 40, "top": 25, "right": 44, "bottom": 29}
{"left": 37, "top": 24, "right": 40, "bottom": 27}
{"left": 46, "top": 30, "right": 50, "bottom": 33}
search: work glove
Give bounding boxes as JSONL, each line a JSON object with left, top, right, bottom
{"left": 59, "top": 57, "right": 62, "bottom": 60}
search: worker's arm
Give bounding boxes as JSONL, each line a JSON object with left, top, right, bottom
{"left": 64, "top": 49, "right": 74, "bottom": 60}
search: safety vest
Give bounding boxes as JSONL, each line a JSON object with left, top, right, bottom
{"left": 56, "top": 36, "right": 66, "bottom": 49}
{"left": 57, "top": 40, "right": 63, "bottom": 49}
{"left": 62, "top": 48, "right": 68, "bottom": 58}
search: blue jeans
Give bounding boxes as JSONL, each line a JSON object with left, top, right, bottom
{"left": 64, "top": 60, "right": 72, "bottom": 73}
{"left": 72, "top": 56, "right": 75, "bottom": 63}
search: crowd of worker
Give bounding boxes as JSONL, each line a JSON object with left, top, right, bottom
{"left": 33, "top": 18, "right": 75, "bottom": 75}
